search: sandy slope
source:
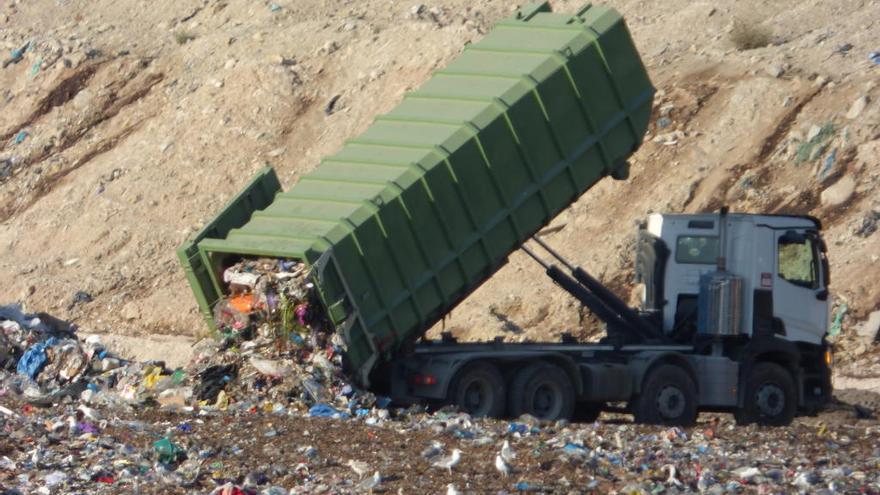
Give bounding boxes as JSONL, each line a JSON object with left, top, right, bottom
{"left": 1, "top": 0, "right": 878, "bottom": 378}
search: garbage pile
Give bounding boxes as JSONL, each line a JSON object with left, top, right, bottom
{"left": 3, "top": 272, "right": 880, "bottom": 493}
{"left": 0, "top": 304, "right": 111, "bottom": 407}
{"left": 0, "top": 258, "right": 376, "bottom": 417}
{"left": 1, "top": 385, "right": 879, "bottom": 494}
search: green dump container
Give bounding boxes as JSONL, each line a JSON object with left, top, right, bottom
{"left": 178, "top": 2, "right": 654, "bottom": 385}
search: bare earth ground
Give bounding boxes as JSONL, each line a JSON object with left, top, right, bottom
{"left": 1, "top": 2, "right": 879, "bottom": 382}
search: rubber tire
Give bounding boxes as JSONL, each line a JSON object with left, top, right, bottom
{"left": 449, "top": 361, "right": 506, "bottom": 418}
{"left": 573, "top": 402, "right": 602, "bottom": 423}
{"left": 508, "top": 364, "right": 575, "bottom": 421}
{"left": 632, "top": 364, "right": 698, "bottom": 426}
{"left": 735, "top": 362, "right": 796, "bottom": 426}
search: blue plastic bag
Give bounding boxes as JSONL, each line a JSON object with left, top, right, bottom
{"left": 308, "top": 403, "right": 350, "bottom": 419}
{"left": 16, "top": 338, "right": 58, "bottom": 379}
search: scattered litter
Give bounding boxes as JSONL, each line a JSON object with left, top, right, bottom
{"left": 309, "top": 403, "right": 349, "bottom": 418}
{"left": 817, "top": 148, "right": 837, "bottom": 182}
{"left": 854, "top": 210, "right": 880, "bottom": 237}
{"left": 153, "top": 437, "right": 185, "bottom": 464}
{"left": 0, "top": 158, "right": 11, "bottom": 180}
{"left": 1, "top": 265, "right": 878, "bottom": 493}
{"left": 869, "top": 51, "right": 880, "bottom": 65}
{"left": 2, "top": 41, "right": 29, "bottom": 68}
{"left": 13, "top": 130, "right": 29, "bottom": 144}
{"left": 835, "top": 43, "right": 853, "bottom": 54}
{"left": 68, "top": 290, "right": 93, "bottom": 309}
{"left": 829, "top": 303, "right": 847, "bottom": 336}
{"left": 652, "top": 130, "right": 684, "bottom": 145}
{"left": 324, "top": 94, "right": 342, "bottom": 115}
{"left": 16, "top": 337, "right": 57, "bottom": 379}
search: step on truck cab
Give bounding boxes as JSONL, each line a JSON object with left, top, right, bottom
{"left": 178, "top": 2, "right": 831, "bottom": 426}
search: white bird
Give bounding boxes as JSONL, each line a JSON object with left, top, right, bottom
{"left": 293, "top": 463, "right": 310, "bottom": 476}
{"left": 67, "top": 415, "right": 79, "bottom": 435}
{"left": 77, "top": 404, "right": 101, "bottom": 421}
{"left": 663, "top": 464, "right": 683, "bottom": 487}
{"left": 347, "top": 459, "right": 370, "bottom": 479}
{"left": 433, "top": 449, "right": 461, "bottom": 473}
{"left": 500, "top": 440, "right": 516, "bottom": 463}
{"left": 495, "top": 454, "right": 511, "bottom": 477}
{"left": 446, "top": 483, "right": 461, "bottom": 495}
{"left": 357, "top": 471, "right": 381, "bottom": 492}
{"left": 30, "top": 446, "right": 43, "bottom": 467}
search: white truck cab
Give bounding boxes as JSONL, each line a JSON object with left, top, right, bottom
{"left": 638, "top": 213, "right": 830, "bottom": 346}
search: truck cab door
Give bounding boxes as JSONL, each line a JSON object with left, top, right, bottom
{"left": 770, "top": 230, "right": 829, "bottom": 344}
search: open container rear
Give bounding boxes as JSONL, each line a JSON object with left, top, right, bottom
{"left": 178, "top": 2, "right": 655, "bottom": 386}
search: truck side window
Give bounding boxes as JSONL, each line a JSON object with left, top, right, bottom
{"left": 675, "top": 236, "right": 719, "bottom": 264}
{"left": 777, "top": 234, "right": 818, "bottom": 289}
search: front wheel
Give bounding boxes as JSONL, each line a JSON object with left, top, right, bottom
{"left": 735, "top": 362, "right": 796, "bottom": 426}
{"left": 632, "top": 364, "right": 697, "bottom": 426}
{"left": 449, "top": 361, "right": 506, "bottom": 418}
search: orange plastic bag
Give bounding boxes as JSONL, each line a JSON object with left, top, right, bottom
{"left": 228, "top": 294, "right": 256, "bottom": 313}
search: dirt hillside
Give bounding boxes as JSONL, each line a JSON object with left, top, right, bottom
{"left": 1, "top": 0, "right": 878, "bottom": 380}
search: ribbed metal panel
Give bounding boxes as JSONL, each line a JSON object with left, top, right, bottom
{"left": 179, "top": 2, "right": 655, "bottom": 385}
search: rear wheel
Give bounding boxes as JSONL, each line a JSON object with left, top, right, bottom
{"left": 449, "top": 362, "right": 506, "bottom": 418}
{"left": 508, "top": 364, "right": 575, "bottom": 421}
{"left": 735, "top": 362, "right": 796, "bottom": 426}
{"left": 632, "top": 364, "right": 697, "bottom": 426}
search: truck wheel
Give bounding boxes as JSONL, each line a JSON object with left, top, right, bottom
{"left": 632, "top": 364, "right": 697, "bottom": 426}
{"left": 735, "top": 362, "right": 796, "bottom": 426}
{"left": 508, "top": 364, "right": 575, "bottom": 421}
{"left": 449, "top": 362, "right": 506, "bottom": 418}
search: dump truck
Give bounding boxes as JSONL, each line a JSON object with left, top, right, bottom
{"left": 178, "top": 3, "right": 832, "bottom": 426}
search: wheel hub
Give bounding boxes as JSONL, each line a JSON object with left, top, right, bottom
{"left": 463, "top": 380, "right": 490, "bottom": 415}
{"left": 755, "top": 383, "right": 785, "bottom": 417}
{"left": 656, "top": 385, "right": 686, "bottom": 419}
{"left": 531, "top": 383, "right": 561, "bottom": 419}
